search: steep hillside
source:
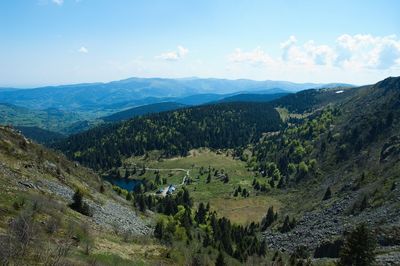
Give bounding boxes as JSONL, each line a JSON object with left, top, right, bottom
{"left": 250, "top": 77, "right": 400, "bottom": 263}
{"left": 56, "top": 102, "right": 283, "bottom": 170}
{"left": 272, "top": 86, "right": 359, "bottom": 113}
{"left": 0, "top": 126, "right": 158, "bottom": 265}
{"left": 102, "top": 102, "right": 187, "bottom": 122}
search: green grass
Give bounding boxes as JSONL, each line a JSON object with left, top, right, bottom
{"left": 124, "top": 149, "right": 283, "bottom": 224}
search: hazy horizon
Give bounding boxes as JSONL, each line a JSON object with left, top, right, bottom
{"left": 0, "top": 75, "right": 362, "bottom": 90}
{"left": 1, "top": 0, "right": 399, "bottom": 87}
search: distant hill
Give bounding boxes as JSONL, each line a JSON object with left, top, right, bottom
{"left": 0, "top": 77, "right": 343, "bottom": 113}
{"left": 175, "top": 93, "right": 227, "bottom": 105}
{"left": 0, "top": 103, "right": 83, "bottom": 134}
{"left": 102, "top": 102, "right": 187, "bottom": 122}
{"left": 217, "top": 92, "right": 289, "bottom": 103}
{"left": 271, "top": 86, "right": 359, "bottom": 113}
{"left": 15, "top": 126, "right": 66, "bottom": 145}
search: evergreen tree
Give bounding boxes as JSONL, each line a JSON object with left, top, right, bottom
{"left": 323, "top": 186, "right": 332, "bottom": 200}
{"left": 280, "top": 215, "right": 292, "bottom": 233}
{"left": 195, "top": 202, "right": 207, "bottom": 224}
{"left": 360, "top": 196, "right": 368, "bottom": 211}
{"left": 258, "top": 240, "right": 267, "bottom": 257}
{"left": 124, "top": 169, "right": 129, "bottom": 178}
{"left": 215, "top": 251, "right": 226, "bottom": 266}
{"left": 126, "top": 192, "right": 132, "bottom": 201}
{"left": 338, "top": 224, "right": 376, "bottom": 266}
{"left": 207, "top": 171, "right": 212, "bottom": 183}
{"left": 261, "top": 206, "right": 275, "bottom": 230}
{"left": 69, "top": 189, "right": 92, "bottom": 216}
{"left": 154, "top": 220, "right": 164, "bottom": 240}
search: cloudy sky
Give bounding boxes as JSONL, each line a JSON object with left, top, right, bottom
{"left": 0, "top": 0, "right": 399, "bottom": 87}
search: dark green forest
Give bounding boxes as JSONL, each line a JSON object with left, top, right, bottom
{"left": 56, "top": 102, "right": 283, "bottom": 170}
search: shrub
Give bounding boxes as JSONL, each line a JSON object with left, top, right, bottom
{"left": 338, "top": 223, "right": 376, "bottom": 266}
{"left": 69, "top": 189, "right": 92, "bottom": 216}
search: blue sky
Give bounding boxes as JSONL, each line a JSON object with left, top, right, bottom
{"left": 0, "top": 0, "right": 399, "bottom": 87}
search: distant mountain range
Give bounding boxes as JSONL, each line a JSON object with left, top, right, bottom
{"left": 0, "top": 77, "right": 353, "bottom": 112}
{"left": 0, "top": 77, "right": 353, "bottom": 138}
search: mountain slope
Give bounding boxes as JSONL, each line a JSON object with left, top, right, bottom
{"left": 56, "top": 102, "right": 283, "bottom": 170}
{"left": 102, "top": 102, "right": 187, "bottom": 122}
{"left": 250, "top": 77, "right": 400, "bottom": 262}
{"left": 0, "top": 126, "right": 157, "bottom": 265}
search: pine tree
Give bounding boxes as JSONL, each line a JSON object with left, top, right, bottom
{"left": 215, "top": 251, "right": 226, "bottom": 266}
{"left": 195, "top": 202, "right": 207, "bottom": 224}
{"left": 70, "top": 189, "right": 92, "bottom": 216}
{"left": 323, "top": 186, "right": 332, "bottom": 200}
{"left": 338, "top": 223, "right": 376, "bottom": 266}
{"left": 207, "top": 171, "right": 212, "bottom": 183}
{"left": 124, "top": 169, "right": 129, "bottom": 179}
{"left": 258, "top": 239, "right": 267, "bottom": 257}
{"left": 126, "top": 192, "right": 132, "bottom": 201}
{"left": 261, "top": 206, "right": 275, "bottom": 230}
{"left": 280, "top": 215, "right": 292, "bottom": 233}
{"left": 154, "top": 220, "right": 164, "bottom": 240}
{"left": 360, "top": 196, "right": 368, "bottom": 211}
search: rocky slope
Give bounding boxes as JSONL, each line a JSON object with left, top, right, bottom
{"left": 261, "top": 77, "right": 400, "bottom": 264}
{"left": 0, "top": 125, "right": 157, "bottom": 265}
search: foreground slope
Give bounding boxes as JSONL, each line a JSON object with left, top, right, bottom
{"left": 0, "top": 126, "right": 163, "bottom": 265}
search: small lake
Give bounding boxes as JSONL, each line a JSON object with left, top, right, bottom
{"left": 103, "top": 176, "right": 142, "bottom": 191}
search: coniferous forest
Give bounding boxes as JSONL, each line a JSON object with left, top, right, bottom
{"left": 56, "top": 102, "right": 283, "bottom": 170}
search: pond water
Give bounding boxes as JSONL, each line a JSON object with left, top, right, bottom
{"left": 103, "top": 176, "right": 142, "bottom": 191}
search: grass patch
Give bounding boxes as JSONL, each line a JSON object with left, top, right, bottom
{"left": 125, "top": 149, "right": 283, "bottom": 224}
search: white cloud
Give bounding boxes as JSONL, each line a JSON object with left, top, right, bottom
{"left": 156, "top": 45, "right": 189, "bottom": 61}
{"left": 228, "top": 47, "right": 274, "bottom": 66}
{"left": 52, "top": 0, "right": 64, "bottom": 5}
{"left": 336, "top": 34, "right": 400, "bottom": 69}
{"left": 228, "top": 34, "right": 400, "bottom": 71}
{"left": 78, "top": 46, "right": 88, "bottom": 53}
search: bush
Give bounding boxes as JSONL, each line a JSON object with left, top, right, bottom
{"left": 338, "top": 223, "right": 376, "bottom": 266}
{"left": 69, "top": 189, "right": 92, "bottom": 216}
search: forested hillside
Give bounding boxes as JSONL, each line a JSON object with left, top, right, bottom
{"left": 102, "top": 102, "right": 187, "bottom": 122}
{"left": 56, "top": 102, "right": 283, "bottom": 170}
{"left": 0, "top": 103, "right": 83, "bottom": 134}
{"left": 246, "top": 77, "right": 400, "bottom": 261}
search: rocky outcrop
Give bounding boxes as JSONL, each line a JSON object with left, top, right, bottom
{"left": 41, "top": 180, "right": 150, "bottom": 236}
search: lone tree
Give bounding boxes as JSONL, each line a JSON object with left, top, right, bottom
{"left": 207, "top": 171, "right": 212, "bottom": 183}
{"left": 261, "top": 206, "right": 276, "bottom": 230}
{"left": 69, "top": 189, "right": 92, "bottom": 216}
{"left": 323, "top": 186, "right": 332, "bottom": 200}
{"left": 338, "top": 223, "right": 376, "bottom": 266}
